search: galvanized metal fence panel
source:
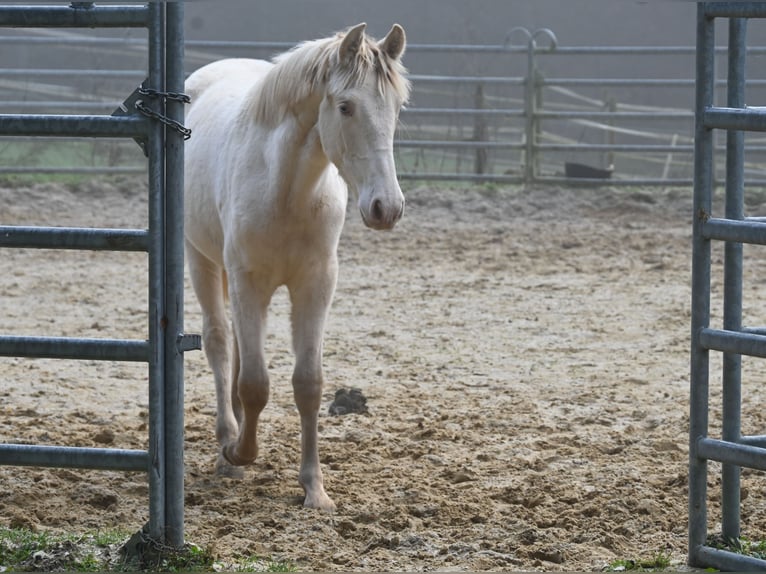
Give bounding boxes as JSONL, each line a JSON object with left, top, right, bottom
{"left": 2, "top": 32, "right": 766, "bottom": 185}
{"left": 0, "top": 1, "right": 194, "bottom": 548}
{"left": 689, "top": 2, "right": 766, "bottom": 571}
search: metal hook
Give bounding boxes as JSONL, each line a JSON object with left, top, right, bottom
{"left": 504, "top": 26, "right": 558, "bottom": 51}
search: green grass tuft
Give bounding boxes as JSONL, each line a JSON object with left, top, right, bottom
{"left": 0, "top": 526, "right": 295, "bottom": 572}
{"left": 605, "top": 551, "right": 671, "bottom": 572}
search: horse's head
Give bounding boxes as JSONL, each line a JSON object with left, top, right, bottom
{"left": 318, "top": 23, "right": 410, "bottom": 230}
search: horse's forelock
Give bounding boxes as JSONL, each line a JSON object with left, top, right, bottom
{"left": 328, "top": 35, "right": 410, "bottom": 103}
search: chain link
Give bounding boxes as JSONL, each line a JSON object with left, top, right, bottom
{"left": 135, "top": 84, "right": 192, "bottom": 140}
{"left": 138, "top": 86, "right": 191, "bottom": 105}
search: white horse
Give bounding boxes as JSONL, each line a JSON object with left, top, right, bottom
{"left": 184, "top": 23, "right": 409, "bottom": 510}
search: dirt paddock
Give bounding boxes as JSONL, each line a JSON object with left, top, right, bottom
{"left": 2, "top": 177, "right": 766, "bottom": 571}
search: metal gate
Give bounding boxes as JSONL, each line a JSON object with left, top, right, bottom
{"left": 689, "top": 2, "right": 766, "bottom": 570}
{"left": 0, "top": 2, "right": 194, "bottom": 547}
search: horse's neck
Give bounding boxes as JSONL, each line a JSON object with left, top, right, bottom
{"left": 253, "top": 91, "right": 333, "bottom": 209}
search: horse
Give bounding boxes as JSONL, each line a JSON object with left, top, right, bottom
{"left": 183, "top": 23, "right": 410, "bottom": 511}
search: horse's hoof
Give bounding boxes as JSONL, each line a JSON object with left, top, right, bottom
{"left": 303, "top": 490, "right": 337, "bottom": 512}
{"left": 222, "top": 443, "right": 256, "bottom": 466}
{"left": 215, "top": 454, "right": 245, "bottom": 479}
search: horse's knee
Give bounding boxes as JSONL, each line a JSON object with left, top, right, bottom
{"left": 237, "top": 365, "right": 269, "bottom": 412}
{"left": 202, "top": 320, "right": 229, "bottom": 359}
{"left": 292, "top": 367, "right": 323, "bottom": 413}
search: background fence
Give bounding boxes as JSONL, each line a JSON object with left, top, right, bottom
{"left": 1, "top": 28, "right": 765, "bottom": 186}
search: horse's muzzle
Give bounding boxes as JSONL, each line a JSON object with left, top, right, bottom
{"left": 361, "top": 196, "right": 404, "bottom": 230}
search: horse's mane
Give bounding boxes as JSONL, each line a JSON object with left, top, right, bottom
{"left": 251, "top": 28, "right": 410, "bottom": 126}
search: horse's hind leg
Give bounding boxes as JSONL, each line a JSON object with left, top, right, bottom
{"left": 186, "top": 241, "right": 241, "bottom": 477}
{"left": 289, "top": 266, "right": 337, "bottom": 511}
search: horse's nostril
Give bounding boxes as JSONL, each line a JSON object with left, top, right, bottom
{"left": 372, "top": 199, "right": 383, "bottom": 222}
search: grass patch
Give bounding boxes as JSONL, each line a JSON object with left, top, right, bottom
{"left": 0, "top": 527, "right": 127, "bottom": 572}
{"left": 708, "top": 533, "right": 766, "bottom": 561}
{"left": 0, "top": 527, "right": 295, "bottom": 572}
{"left": 605, "top": 551, "right": 671, "bottom": 572}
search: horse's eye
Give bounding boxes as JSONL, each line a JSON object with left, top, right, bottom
{"left": 339, "top": 101, "right": 353, "bottom": 117}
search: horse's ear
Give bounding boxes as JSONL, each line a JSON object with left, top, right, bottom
{"left": 379, "top": 23, "right": 406, "bottom": 61}
{"left": 339, "top": 23, "right": 367, "bottom": 64}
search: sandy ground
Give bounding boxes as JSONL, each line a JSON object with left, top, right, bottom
{"left": 2, "top": 176, "right": 766, "bottom": 571}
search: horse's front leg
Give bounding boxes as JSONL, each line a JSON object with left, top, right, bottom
{"left": 222, "top": 269, "right": 272, "bottom": 467}
{"left": 289, "top": 266, "right": 337, "bottom": 511}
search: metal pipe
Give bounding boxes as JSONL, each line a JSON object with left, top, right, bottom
{"left": 146, "top": 0, "right": 166, "bottom": 544}
{"left": 722, "top": 17, "right": 747, "bottom": 541}
{"left": 694, "top": 545, "right": 766, "bottom": 572}
{"left": 740, "top": 435, "right": 766, "bottom": 447}
{"left": 705, "top": 107, "right": 766, "bottom": 132}
{"left": 0, "top": 68, "right": 145, "bottom": 78}
{"left": 703, "top": 2, "right": 766, "bottom": 19}
{"left": 0, "top": 444, "right": 148, "bottom": 471}
{"left": 401, "top": 108, "right": 522, "bottom": 117}
{"left": 702, "top": 218, "right": 766, "bottom": 245}
{"left": 0, "top": 225, "right": 149, "bottom": 251}
{"left": 0, "top": 5, "right": 149, "bottom": 28}
{"left": 537, "top": 111, "right": 693, "bottom": 120}
{"left": 163, "top": 0, "right": 187, "bottom": 548}
{"left": 698, "top": 437, "right": 766, "bottom": 471}
{"left": 0, "top": 335, "right": 150, "bottom": 362}
{"left": 688, "top": 4, "right": 715, "bottom": 567}
{"left": 0, "top": 114, "right": 147, "bottom": 137}
{"left": 700, "top": 328, "right": 766, "bottom": 359}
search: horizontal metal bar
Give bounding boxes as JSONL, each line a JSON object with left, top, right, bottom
{"left": 697, "top": 437, "right": 766, "bottom": 471}
{"left": 0, "top": 226, "right": 149, "bottom": 251}
{"left": 702, "top": 218, "right": 766, "bottom": 245}
{"left": 401, "top": 107, "right": 523, "bottom": 117}
{"left": 693, "top": 545, "right": 766, "bottom": 572}
{"left": 398, "top": 172, "right": 523, "bottom": 183}
{"left": 702, "top": 2, "right": 766, "bottom": 19}
{"left": 699, "top": 328, "right": 766, "bottom": 359}
{"left": 740, "top": 435, "right": 766, "bottom": 448}
{"left": 544, "top": 78, "right": 695, "bottom": 87}
{"left": 0, "top": 5, "right": 149, "bottom": 28}
{"left": 542, "top": 77, "right": 766, "bottom": 88}
{"left": 704, "top": 107, "right": 766, "bottom": 132}
{"left": 536, "top": 143, "right": 694, "bottom": 152}
{"left": 536, "top": 176, "right": 694, "bottom": 186}
{"left": 3, "top": 35, "right": 765, "bottom": 57}
{"left": 0, "top": 335, "right": 150, "bottom": 362}
{"left": 0, "top": 166, "right": 144, "bottom": 175}
{"left": 0, "top": 443, "right": 148, "bottom": 471}
{"left": 396, "top": 139, "right": 523, "bottom": 150}
{"left": 400, "top": 174, "right": 702, "bottom": 187}
{"left": 0, "top": 102, "right": 120, "bottom": 111}
{"left": 0, "top": 114, "right": 147, "bottom": 138}
{"left": 0, "top": 68, "right": 144, "bottom": 78}
{"left": 538, "top": 110, "right": 692, "bottom": 120}
{"left": 409, "top": 74, "right": 524, "bottom": 85}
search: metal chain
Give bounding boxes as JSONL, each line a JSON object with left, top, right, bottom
{"left": 138, "top": 86, "right": 191, "bottom": 105}
{"left": 135, "top": 85, "right": 192, "bottom": 140}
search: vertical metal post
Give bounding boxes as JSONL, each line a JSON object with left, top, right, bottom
{"left": 145, "top": 0, "right": 167, "bottom": 543}
{"left": 473, "top": 84, "right": 487, "bottom": 176}
{"left": 164, "top": 0, "right": 186, "bottom": 548}
{"left": 721, "top": 16, "right": 747, "bottom": 543}
{"left": 524, "top": 39, "right": 536, "bottom": 184}
{"left": 688, "top": 3, "right": 715, "bottom": 566}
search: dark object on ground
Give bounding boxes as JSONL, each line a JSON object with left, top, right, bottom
{"left": 329, "top": 388, "right": 369, "bottom": 415}
{"left": 565, "top": 162, "right": 613, "bottom": 179}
